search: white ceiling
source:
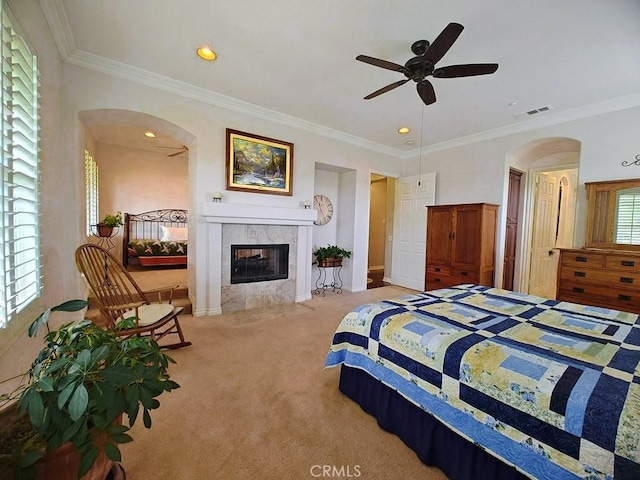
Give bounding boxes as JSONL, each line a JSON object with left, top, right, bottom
{"left": 44, "top": 0, "right": 640, "bottom": 156}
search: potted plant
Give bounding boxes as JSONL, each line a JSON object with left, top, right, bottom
{"left": 313, "top": 244, "right": 352, "bottom": 268}
{"left": 96, "top": 212, "right": 123, "bottom": 238}
{"left": 0, "top": 299, "right": 179, "bottom": 479}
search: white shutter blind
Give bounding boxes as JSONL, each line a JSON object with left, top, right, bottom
{"left": 85, "top": 149, "right": 99, "bottom": 236}
{"left": 615, "top": 190, "right": 640, "bottom": 245}
{"left": 1, "top": 5, "right": 41, "bottom": 328}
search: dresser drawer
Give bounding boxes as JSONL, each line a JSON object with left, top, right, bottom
{"left": 425, "top": 273, "right": 459, "bottom": 290}
{"left": 559, "top": 284, "right": 640, "bottom": 312}
{"left": 605, "top": 254, "right": 640, "bottom": 273}
{"left": 558, "top": 283, "right": 613, "bottom": 305}
{"left": 560, "top": 251, "right": 605, "bottom": 268}
{"left": 426, "top": 265, "right": 450, "bottom": 275}
{"left": 559, "top": 265, "right": 640, "bottom": 289}
{"left": 450, "top": 267, "right": 479, "bottom": 283}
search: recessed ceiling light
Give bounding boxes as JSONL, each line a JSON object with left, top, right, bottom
{"left": 197, "top": 46, "right": 217, "bottom": 61}
{"left": 405, "top": 140, "right": 415, "bottom": 145}
{"left": 144, "top": 131, "right": 156, "bottom": 138}
{"left": 508, "top": 101, "right": 517, "bottom": 106}
{"left": 398, "top": 127, "right": 410, "bottom": 134}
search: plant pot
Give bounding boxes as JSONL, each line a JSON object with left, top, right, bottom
{"left": 96, "top": 224, "right": 114, "bottom": 238}
{"left": 0, "top": 403, "right": 118, "bottom": 480}
{"left": 318, "top": 257, "right": 343, "bottom": 268}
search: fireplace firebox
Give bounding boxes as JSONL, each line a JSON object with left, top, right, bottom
{"left": 231, "top": 244, "right": 289, "bottom": 284}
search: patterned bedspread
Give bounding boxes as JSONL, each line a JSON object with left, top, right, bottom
{"left": 128, "top": 239, "right": 187, "bottom": 257}
{"left": 325, "top": 285, "right": 640, "bottom": 480}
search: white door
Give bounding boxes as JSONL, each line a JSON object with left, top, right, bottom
{"left": 529, "top": 172, "right": 560, "bottom": 298}
{"left": 391, "top": 173, "right": 436, "bottom": 290}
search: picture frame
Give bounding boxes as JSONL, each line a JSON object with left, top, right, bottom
{"left": 225, "top": 129, "right": 294, "bottom": 196}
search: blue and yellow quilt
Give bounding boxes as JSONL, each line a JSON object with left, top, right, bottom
{"left": 325, "top": 285, "right": 640, "bottom": 480}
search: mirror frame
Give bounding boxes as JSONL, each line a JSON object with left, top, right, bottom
{"left": 585, "top": 178, "right": 640, "bottom": 251}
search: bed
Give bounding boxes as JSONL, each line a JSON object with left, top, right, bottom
{"left": 122, "top": 209, "right": 188, "bottom": 268}
{"left": 325, "top": 284, "right": 640, "bottom": 480}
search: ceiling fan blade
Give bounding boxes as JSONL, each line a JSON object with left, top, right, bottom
{"left": 433, "top": 63, "right": 499, "bottom": 78}
{"left": 356, "top": 55, "right": 407, "bottom": 73}
{"left": 416, "top": 80, "right": 436, "bottom": 105}
{"left": 364, "top": 79, "right": 410, "bottom": 100}
{"left": 424, "top": 22, "right": 464, "bottom": 64}
{"left": 168, "top": 151, "right": 185, "bottom": 157}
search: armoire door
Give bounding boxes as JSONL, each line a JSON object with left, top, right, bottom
{"left": 451, "top": 205, "right": 481, "bottom": 268}
{"left": 426, "top": 207, "right": 453, "bottom": 264}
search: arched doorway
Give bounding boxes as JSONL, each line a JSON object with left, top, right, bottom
{"left": 505, "top": 137, "right": 581, "bottom": 296}
{"left": 78, "top": 109, "right": 196, "bottom": 306}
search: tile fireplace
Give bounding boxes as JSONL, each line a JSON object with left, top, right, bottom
{"left": 202, "top": 202, "right": 316, "bottom": 314}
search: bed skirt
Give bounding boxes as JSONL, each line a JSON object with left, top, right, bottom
{"left": 338, "top": 365, "right": 528, "bottom": 480}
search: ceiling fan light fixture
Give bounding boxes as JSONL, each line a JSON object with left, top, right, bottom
{"left": 398, "top": 127, "right": 410, "bottom": 134}
{"left": 196, "top": 46, "right": 217, "bottom": 61}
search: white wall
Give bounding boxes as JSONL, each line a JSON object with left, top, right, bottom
{"left": 0, "top": 0, "right": 67, "bottom": 388}
{"left": 312, "top": 169, "right": 339, "bottom": 249}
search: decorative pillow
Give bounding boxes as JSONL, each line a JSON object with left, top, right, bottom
{"left": 160, "top": 226, "right": 188, "bottom": 242}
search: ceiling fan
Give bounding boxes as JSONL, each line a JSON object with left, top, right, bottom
{"left": 356, "top": 23, "right": 498, "bottom": 106}
{"left": 153, "top": 144, "right": 189, "bottom": 157}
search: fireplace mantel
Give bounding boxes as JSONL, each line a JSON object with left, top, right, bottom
{"left": 202, "top": 202, "right": 317, "bottom": 225}
{"left": 201, "top": 201, "right": 316, "bottom": 315}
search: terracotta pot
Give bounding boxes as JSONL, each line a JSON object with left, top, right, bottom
{"left": 96, "top": 224, "right": 114, "bottom": 238}
{"left": 318, "top": 257, "right": 343, "bottom": 268}
{"left": 0, "top": 403, "right": 118, "bottom": 480}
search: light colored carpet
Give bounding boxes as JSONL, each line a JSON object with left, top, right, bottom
{"left": 120, "top": 286, "right": 448, "bottom": 480}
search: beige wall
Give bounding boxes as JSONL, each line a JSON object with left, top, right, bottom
{"left": 368, "top": 178, "right": 387, "bottom": 268}
{"left": 96, "top": 142, "right": 188, "bottom": 217}
{"left": 94, "top": 143, "right": 188, "bottom": 260}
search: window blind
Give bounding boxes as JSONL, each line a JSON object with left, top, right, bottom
{"left": 1, "top": 4, "right": 41, "bottom": 328}
{"left": 85, "top": 149, "right": 98, "bottom": 236}
{"left": 615, "top": 191, "right": 640, "bottom": 245}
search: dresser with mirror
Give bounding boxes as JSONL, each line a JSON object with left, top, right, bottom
{"left": 557, "top": 178, "right": 640, "bottom": 313}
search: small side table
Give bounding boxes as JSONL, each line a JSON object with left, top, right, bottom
{"left": 314, "top": 258, "right": 344, "bottom": 296}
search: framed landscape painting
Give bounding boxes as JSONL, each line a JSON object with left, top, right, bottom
{"left": 225, "top": 129, "right": 294, "bottom": 196}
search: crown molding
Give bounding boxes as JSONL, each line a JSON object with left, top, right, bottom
{"left": 39, "top": 0, "right": 75, "bottom": 58}
{"left": 402, "top": 92, "right": 640, "bottom": 158}
{"left": 66, "top": 49, "right": 404, "bottom": 158}
{"left": 41, "top": 0, "right": 640, "bottom": 161}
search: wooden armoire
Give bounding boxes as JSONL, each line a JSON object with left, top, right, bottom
{"left": 425, "top": 203, "right": 498, "bottom": 291}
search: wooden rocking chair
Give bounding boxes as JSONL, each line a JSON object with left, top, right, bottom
{"left": 75, "top": 243, "right": 192, "bottom": 349}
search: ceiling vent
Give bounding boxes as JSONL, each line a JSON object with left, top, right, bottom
{"left": 513, "top": 105, "right": 554, "bottom": 118}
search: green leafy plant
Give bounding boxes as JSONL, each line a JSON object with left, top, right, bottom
{"left": 0, "top": 300, "right": 179, "bottom": 478}
{"left": 98, "top": 212, "right": 123, "bottom": 228}
{"left": 313, "top": 244, "right": 352, "bottom": 263}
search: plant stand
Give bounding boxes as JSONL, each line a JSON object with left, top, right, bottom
{"left": 90, "top": 225, "right": 119, "bottom": 251}
{"left": 314, "top": 257, "right": 343, "bottom": 296}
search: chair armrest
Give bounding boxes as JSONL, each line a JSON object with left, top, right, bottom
{"left": 142, "top": 285, "right": 179, "bottom": 304}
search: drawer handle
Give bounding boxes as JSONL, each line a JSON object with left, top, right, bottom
{"left": 622, "top": 260, "right": 635, "bottom": 267}
{"left": 461, "top": 271, "right": 468, "bottom": 276}
{"left": 573, "top": 271, "right": 586, "bottom": 277}
{"left": 572, "top": 287, "right": 585, "bottom": 293}
{"left": 575, "top": 256, "right": 587, "bottom": 262}
{"left": 620, "top": 277, "right": 634, "bottom": 284}
{"left": 619, "top": 294, "right": 632, "bottom": 301}
{"left": 435, "top": 267, "right": 441, "bottom": 272}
